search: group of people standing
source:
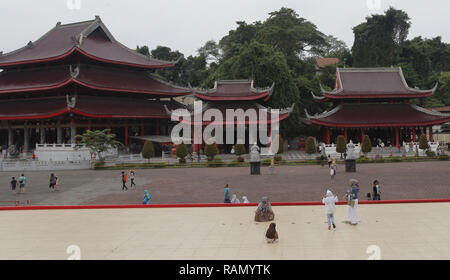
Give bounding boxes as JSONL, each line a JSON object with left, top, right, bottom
{"left": 10, "top": 174, "right": 26, "bottom": 195}
{"left": 322, "top": 178, "right": 373, "bottom": 229}
{"left": 120, "top": 170, "right": 136, "bottom": 191}
{"left": 223, "top": 184, "right": 249, "bottom": 204}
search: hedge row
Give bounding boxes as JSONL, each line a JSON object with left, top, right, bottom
{"left": 94, "top": 154, "right": 449, "bottom": 170}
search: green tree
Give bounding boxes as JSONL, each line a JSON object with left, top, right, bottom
{"left": 176, "top": 142, "right": 188, "bottom": 163}
{"left": 419, "top": 134, "right": 429, "bottom": 150}
{"left": 336, "top": 135, "right": 347, "bottom": 156}
{"left": 305, "top": 136, "right": 316, "bottom": 154}
{"left": 75, "top": 129, "right": 122, "bottom": 162}
{"left": 352, "top": 7, "right": 411, "bottom": 67}
{"left": 234, "top": 144, "right": 246, "bottom": 162}
{"left": 141, "top": 141, "right": 155, "bottom": 161}
{"left": 361, "top": 135, "right": 372, "bottom": 155}
{"left": 204, "top": 142, "right": 219, "bottom": 161}
{"left": 256, "top": 7, "right": 327, "bottom": 58}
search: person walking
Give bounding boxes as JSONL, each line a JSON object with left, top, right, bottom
{"left": 344, "top": 179, "right": 359, "bottom": 225}
{"left": 373, "top": 180, "right": 381, "bottom": 200}
{"left": 224, "top": 184, "right": 231, "bottom": 203}
{"left": 49, "top": 173, "right": 56, "bottom": 192}
{"left": 18, "top": 173, "right": 26, "bottom": 194}
{"left": 129, "top": 170, "right": 136, "bottom": 188}
{"left": 242, "top": 196, "right": 249, "bottom": 203}
{"left": 11, "top": 177, "right": 17, "bottom": 195}
{"left": 121, "top": 171, "right": 128, "bottom": 191}
{"left": 327, "top": 155, "right": 332, "bottom": 168}
{"left": 322, "top": 190, "right": 338, "bottom": 230}
{"left": 330, "top": 159, "right": 337, "bottom": 179}
{"left": 54, "top": 175, "right": 59, "bottom": 191}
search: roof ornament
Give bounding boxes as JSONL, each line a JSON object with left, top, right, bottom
{"left": 27, "top": 41, "right": 33, "bottom": 48}
{"left": 66, "top": 95, "right": 77, "bottom": 109}
{"left": 70, "top": 65, "right": 80, "bottom": 78}
{"left": 56, "top": 21, "right": 61, "bottom": 26}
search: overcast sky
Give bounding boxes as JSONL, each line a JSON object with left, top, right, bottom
{"left": 0, "top": 0, "right": 448, "bottom": 57}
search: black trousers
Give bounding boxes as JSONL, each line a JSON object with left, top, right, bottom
{"left": 122, "top": 181, "right": 128, "bottom": 190}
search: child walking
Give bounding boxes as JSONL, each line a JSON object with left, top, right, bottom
{"left": 322, "top": 190, "right": 338, "bottom": 230}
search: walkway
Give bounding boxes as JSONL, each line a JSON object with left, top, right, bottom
{"left": 1, "top": 202, "right": 449, "bottom": 259}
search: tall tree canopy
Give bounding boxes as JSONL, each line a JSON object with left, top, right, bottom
{"left": 352, "top": 7, "right": 411, "bottom": 67}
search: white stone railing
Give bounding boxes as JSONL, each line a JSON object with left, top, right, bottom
{"left": 1, "top": 160, "right": 91, "bottom": 171}
{"left": 404, "top": 141, "right": 440, "bottom": 154}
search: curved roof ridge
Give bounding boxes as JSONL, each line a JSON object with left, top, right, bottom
{"left": 411, "top": 104, "right": 450, "bottom": 117}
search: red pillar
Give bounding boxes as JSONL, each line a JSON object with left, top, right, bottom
{"left": 429, "top": 127, "right": 433, "bottom": 142}
{"left": 361, "top": 128, "right": 365, "bottom": 142}
{"left": 192, "top": 127, "right": 197, "bottom": 153}
{"left": 395, "top": 127, "right": 399, "bottom": 147}
{"left": 125, "top": 125, "right": 129, "bottom": 147}
{"left": 156, "top": 122, "right": 160, "bottom": 135}
{"left": 412, "top": 127, "right": 416, "bottom": 142}
{"left": 344, "top": 128, "right": 348, "bottom": 143}
{"left": 325, "top": 127, "right": 330, "bottom": 144}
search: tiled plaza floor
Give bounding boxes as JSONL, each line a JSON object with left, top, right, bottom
{"left": 1, "top": 203, "right": 449, "bottom": 259}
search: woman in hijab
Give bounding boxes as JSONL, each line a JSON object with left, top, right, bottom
{"left": 344, "top": 179, "right": 359, "bottom": 225}
{"left": 254, "top": 196, "right": 275, "bottom": 222}
{"left": 265, "top": 222, "right": 279, "bottom": 243}
{"left": 231, "top": 194, "right": 240, "bottom": 204}
{"left": 142, "top": 190, "right": 151, "bottom": 205}
{"left": 322, "top": 190, "right": 338, "bottom": 230}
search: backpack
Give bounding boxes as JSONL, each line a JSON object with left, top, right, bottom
{"left": 123, "top": 174, "right": 127, "bottom": 182}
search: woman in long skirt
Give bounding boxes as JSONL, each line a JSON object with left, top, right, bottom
{"left": 344, "top": 179, "right": 359, "bottom": 225}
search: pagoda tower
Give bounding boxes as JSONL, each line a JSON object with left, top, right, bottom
{"left": 168, "top": 79, "right": 294, "bottom": 154}
{"left": 306, "top": 67, "right": 450, "bottom": 146}
{"left": 0, "top": 17, "right": 191, "bottom": 154}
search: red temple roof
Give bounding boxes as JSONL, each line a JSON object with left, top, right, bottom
{"left": 194, "top": 80, "right": 274, "bottom": 101}
{"left": 0, "top": 96, "right": 184, "bottom": 120}
{"left": 312, "top": 68, "right": 437, "bottom": 101}
{"left": 0, "top": 64, "right": 191, "bottom": 96}
{"left": 314, "top": 57, "right": 339, "bottom": 69}
{"left": 168, "top": 101, "right": 293, "bottom": 125}
{"left": 305, "top": 103, "right": 450, "bottom": 128}
{"left": 0, "top": 17, "right": 177, "bottom": 69}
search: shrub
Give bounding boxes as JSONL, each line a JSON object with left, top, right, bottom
{"left": 277, "top": 135, "right": 285, "bottom": 154}
{"left": 305, "top": 136, "right": 316, "bottom": 154}
{"left": 274, "top": 155, "right": 283, "bottom": 162}
{"left": 438, "top": 154, "right": 450, "bottom": 161}
{"left": 419, "top": 134, "right": 429, "bottom": 150}
{"left": 207, "top": 156, "right": 223, "bottom": 167}
{"left": 176, "top": 142, "right": 188, "bottom": 163}
{"left": 261, "top": 159, "right": 272, "bottom": 166}
{"left": 356, "top": 157, "right": 371, "bottom": 163}
{"left": 336, "top": 135, "right": 347, "bottom": 154}
{"left": 425, "top": 150, "right": 436, "bottom": 157}
{"left": 141, "top": 141, "right": 155, "bottom": 160}
{"left": 234, "top": 144, "right": 246, "bottom": 161}
{"left": 361, "top": 135, "right": 372, "bottom": 154}
{"left": 204, "top": 142, "right": 219, "bottom": 160}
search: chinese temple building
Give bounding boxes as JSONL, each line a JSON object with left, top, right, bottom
{"left": 0, "top": 17, "right": 192, "bottom": 154}
{"left": 169, "top": 80, "right": 294, "bottom": 154}
{"left": 306, "top": 67, "right": 450, "bottom": 146}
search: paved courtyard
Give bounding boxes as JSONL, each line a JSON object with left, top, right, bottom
{"left": 1, "top": 203, "right": 449, "bottom": 259}
{"left": 0, "top": 161, "right": 449, "bottom": 206}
